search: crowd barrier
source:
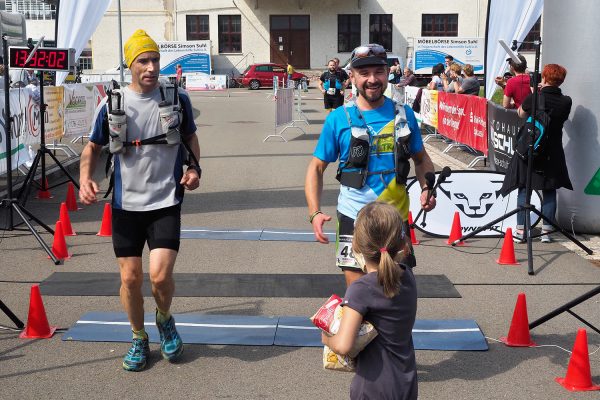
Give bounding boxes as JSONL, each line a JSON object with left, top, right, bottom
{"left": 403, "top": 86, "right": 525, "bottom": 172}
{"left": 263, "top": 88, "right": 306, "bottom": 142}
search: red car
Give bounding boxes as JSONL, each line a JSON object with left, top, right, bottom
{"left": 240, "top": 63, "right": 307, "bottom": 89}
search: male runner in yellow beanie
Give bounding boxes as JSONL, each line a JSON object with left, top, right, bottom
{"left": 79, "top": 29, "right": 201, "bottom": 371}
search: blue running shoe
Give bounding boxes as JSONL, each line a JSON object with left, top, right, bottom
{"left": 156, "top": 312, "right": 184, "bottom": 362}
{"left": 122, "top": 337, "right": 150, "bottom": 372}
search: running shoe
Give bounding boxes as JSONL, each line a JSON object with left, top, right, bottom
{"left": 156, "top": 312, "right": 184, "bottom": 361}
{"left": 122, "top": 337, "right": 150, "bottom": 372}
{"left": 540, "top": 232, "right": 552, "bottom": 243}
{"left": 513, "top": 230, "right": 524, "bottom": 243}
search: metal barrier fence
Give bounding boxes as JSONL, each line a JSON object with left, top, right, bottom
{"left": 263, "top": 88, "right": 306, "bottom": 142}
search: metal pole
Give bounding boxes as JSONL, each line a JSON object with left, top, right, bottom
{"left": 2, "top": 35, "right": 14, "bottom": 229}
{"left": 117, "top": 0, "right": 124, "bottom": 84}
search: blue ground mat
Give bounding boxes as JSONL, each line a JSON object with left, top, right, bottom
{"left": 63, "top": 313, "right": 487, "bottom": 351}
{"left": 63, "top": 312, "right": 278, "bottom": 346}
{"left": 180, "top": 228, "right": 263, "bottom": 241}
{"left": 260, "top": 228, "right": 336, "bottom": 242}
{"left": 180, "top": 227, "right": 336, "bottom": 242}
{"left": 274, "top": 317, "right": 488, "bottom": 351}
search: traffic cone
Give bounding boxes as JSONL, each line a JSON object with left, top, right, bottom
{"left": 19, "top": 285, "right": 57, "bottom": 339}
{"left": 65, "top": 182, "right": 80, "bottom": 211}
{"left": 59, "top": 202, "right": 76, "bottom": 236}
{"left": 36, "top": 177, "right": 53, "bottom": 199}
{"left": 49, "top": 220, "right": 71, "bottom": 260}
{"left": 97, "top": 203, "right": 112, "bottom": 237}
{"left": 556, "top": 329, "right": 600, "bottom": 391}
{"left": 446, "top": 211, "right": 465, "bottom": 245}
{"left": 407, "top": 211, "right": 419, "bottom": 245}
{"left": 496, "top": 228, "right": 519, "bottom": 265}
{"left": 500, "top": 293, "right": 536, "bottom": 347}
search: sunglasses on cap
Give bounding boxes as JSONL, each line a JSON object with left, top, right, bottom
{"left": 351, "top": 44, "right": 387, "bottom": 60}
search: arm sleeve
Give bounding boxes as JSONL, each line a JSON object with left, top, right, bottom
{"left": 342, "top": 280, "right": 370, "bottom": 316}
{"left": 178, "top": 91, "right": 197, "bottom": 138}
{"left": 89, "top": 106, "right": 109, "bottom": 146}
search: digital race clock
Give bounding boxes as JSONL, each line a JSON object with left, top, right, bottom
{"left": 9, "top": 46, "right": 76, "bottom": 72}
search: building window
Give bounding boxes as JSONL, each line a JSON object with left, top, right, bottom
{"left": 338, "top": 14, "right": 360, "bottom": 52}
{"left": 218, "top": 15, "right": 242, "bottom": 53}
{"left": 78, "top": 49, "right": 93, "bottom": 70}
{"left": 519, "top": 17, "right": 541, "bottom": 52}
{"left": 369, "top": 14, "right": 392, "bottom": 52}
{"left": 422, "top": 14, "right": 458, "bottom": 36}
{"left": 186, "top": 15, "right": 209, "bottom": 41}
{"left": 6, "top": 0, "right": 56, "bottom": 20}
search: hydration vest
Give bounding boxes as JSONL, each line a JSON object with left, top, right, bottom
{"left": 336, "top": 100, "right": 413, "bottom": 189}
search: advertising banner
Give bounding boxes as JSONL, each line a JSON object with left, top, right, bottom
{"left": 487, "top": 103, "right": 524, "bottom": 173}
{"left": 185, "top": 74, "right": 227, "bottom": 91}
{"left": 414, "top": 37, "right": 484, "bottom": 75}
{"left": 158, "top": 41, "right": 211, "bottom": 75}
{"left": 420, "top": 89, "right": 438, "bottom": 129}
{"left": 404, "top": 86, "right": 422, "bottom": 123}
{"left": 1, "top": 88, "right": 37, "bottom": 174}
{"left": 407, "top": 171, "right": 542, "bottom": 237}
{"left": 41, "top": 86, "right": 65, "bottom": 141}
{"left": 437, "top": 93, "right": 488, "bottom": 154}
{"left": 63, "top": 83, "right": 110, "bottom": 137}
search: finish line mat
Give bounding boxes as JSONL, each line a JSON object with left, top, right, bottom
{"left": 180, "top": 227, "right": 336, "bottom": 242}
{"left": 63, "top": 312, "right": 488, "bottom": 351}
{"left": 40, "top": 272, "right": 460, "bottom": 298}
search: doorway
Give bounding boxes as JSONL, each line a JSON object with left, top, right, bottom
{"left": 270, "top": 15, "right": 310, "bottom": 69}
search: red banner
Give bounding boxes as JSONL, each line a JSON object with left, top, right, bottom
{"left": 437, "top": 92, "right": 488, "bottom": 155}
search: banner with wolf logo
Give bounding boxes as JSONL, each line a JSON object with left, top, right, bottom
{"left": 407, "top": 170, "right": 542, "bottom": 237}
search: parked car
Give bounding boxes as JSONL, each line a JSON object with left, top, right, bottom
{"left": 240, "top": 63, "right": 307, "bottom": 90}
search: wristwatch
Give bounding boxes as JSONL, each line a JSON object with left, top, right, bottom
{"left": 187, "top": 164, "right": 202, "bottom": 179}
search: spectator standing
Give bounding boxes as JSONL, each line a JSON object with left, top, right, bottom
{"left": 455, "top": 64, "right": 481, "bottom": 95}
{"left": 495, "top": 54, "right": 530, "bottom": 108}
{"left": 500, "top": 64, "right": 572, "bottom": 243}
{"left": 396, "top": 67, "right": 417, "bottom": 88}
{"left": 427, "top": 63, "right": 445, "bottom": 91}
{"left": 444, "top": 54, "right": 454, "bottom": 76}
{"left": 441, "top": 63, "right": 463, "bottom": 93}
{"left": 175, "top": 64, "right": 183, "bottom": 87}
{"left": 287, "top": 62, "right": 294, "bottom": 86}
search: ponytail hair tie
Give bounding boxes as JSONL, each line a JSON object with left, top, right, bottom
{"left": 379, "top": 247, "right": 388, "bottom": 253}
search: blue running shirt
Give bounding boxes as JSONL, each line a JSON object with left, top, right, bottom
{"left": 313, "top": 98, "right": 423, "bottom": 220}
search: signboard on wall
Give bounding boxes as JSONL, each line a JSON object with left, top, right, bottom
{"left": 157, "top": 41, "right": 211, "bottom": 75}
{"left": 414, "top": 37, "right": 484, "bottom": 75}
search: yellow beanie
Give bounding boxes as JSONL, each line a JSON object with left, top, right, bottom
{"left": 124, "top": 29, "right": 159, "bottom": 67}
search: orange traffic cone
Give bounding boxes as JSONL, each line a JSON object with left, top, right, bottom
{"left": 407, "top": 211, "right": 419, "bottom": 245}
{"left": 500, "top": 293, "right": 536, "bottom": 347}
{"left": 556, "top": 329, "right": 600, "bottom": 391}
{"left": 36, "top": 177, "right": 53, "bottom": 199}
{"left": 49, "top": 220, "right": 71, "bottom": 260}
{"left": 97, "top": 203, "right": 112, "bottom": 237}
{"left": 19, "top": 285, "right": 57, "bottom": 339}
{"left": 446, "top": 211, "right": 465, "bottom": 245}
{"left": 59, "top": 202, "right": 76, "bottom": 236}
{"left": 496, "top": 228, "right": 519, "bottom": 265}
{"left": 65, "top": 182, "right": 80, "bottom": 211}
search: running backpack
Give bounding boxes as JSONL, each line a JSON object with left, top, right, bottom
{"left": 514, "top": 94, "right": 551, "bottom": 162}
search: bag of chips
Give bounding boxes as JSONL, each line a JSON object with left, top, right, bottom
{"left": 323, "top": 344, "right": 356, "bottom": 372}
{"left": 310, "top": 294, "right": 343, "bottom": 333}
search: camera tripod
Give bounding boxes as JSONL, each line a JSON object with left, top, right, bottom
{"left": 1, "top": 35, "right": 59, "bottom": 264}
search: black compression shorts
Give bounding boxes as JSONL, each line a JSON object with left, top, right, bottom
{"left": 112, "top": 204, "right": 181, "bottom": 257}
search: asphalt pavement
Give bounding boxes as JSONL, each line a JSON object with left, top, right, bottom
{"left": 1, "top": 87, "right": 599, "bottom": 399}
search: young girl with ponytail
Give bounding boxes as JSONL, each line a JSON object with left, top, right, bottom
{"left": 321, "top": 201, "right": 418, "bottom": 400}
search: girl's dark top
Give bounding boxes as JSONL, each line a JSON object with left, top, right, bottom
{"left": 501, "top": 85, "right": 573, "bottom": 194}
{"left": 342, "top": 264, "right": 418, "bottom": 400}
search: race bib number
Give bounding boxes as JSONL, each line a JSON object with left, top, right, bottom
{"left": 327, "top": 88, "right": 336, "bottom": 95}
{"left": 336, "top": 235, "right": 357, "bottom": 268}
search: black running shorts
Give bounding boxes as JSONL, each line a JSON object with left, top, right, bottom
{"left": 112, "top": 204, "right": 181, "bottom": 257}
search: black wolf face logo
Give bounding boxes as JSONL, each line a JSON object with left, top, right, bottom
{"left": 438, "top": 180, "right": 504, "bottom": 218}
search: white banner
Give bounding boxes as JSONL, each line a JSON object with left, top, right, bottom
{"left": 414, "top": 37, "right": 484, "bottom": 75}
{"left": 185, "top": 74, "right": 227, "bottom": 91}
{"left": 1, "top": 88, "right": 38, "bottom": 174}
{"left": 158, "top": 41, "right": 211, "bottom": 76}
{"left": 63, "top": 83, "right": 109, "bottom": 137}
{"left": 407, "top": 171, "right": 542, "bottom": 237}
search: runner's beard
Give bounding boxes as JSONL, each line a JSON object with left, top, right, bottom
{"left": 358, "top": 82, "right": 385, "bottom": 103}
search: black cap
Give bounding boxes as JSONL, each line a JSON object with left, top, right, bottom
{"left": 350, "top": 44, "right": 388, "bottom": 68}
